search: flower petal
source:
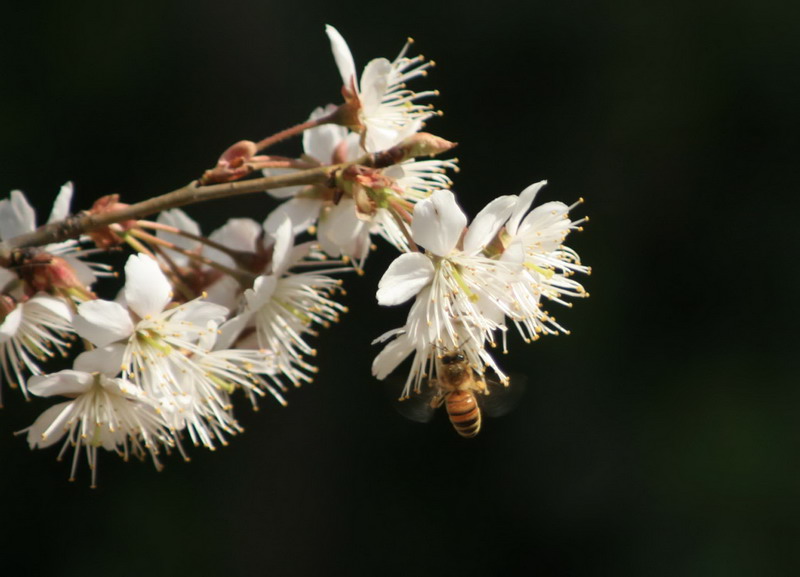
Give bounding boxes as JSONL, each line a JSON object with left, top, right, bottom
{"left": 0, "top": 190, "right": 36, "bottom": 240}
{"left": 124, "top": 254, "right": 172, "bottom": 318}
{"left": 28, "top": 370, "right": 94, "bottom": 397}
{"left": 171, "top": 300, "right": 229, "bottom": 329}
{"left": 245, "top": 275, "right": 278, "bottom": 310}
{"left": 359, "top": 58, "right": 392, "bottom": 114}
{"left": 372, "top": 333, "right": 414, "bottom": 380}
{"left": 507, "top": 180, "right": 547, "bottom": 236}
{"left": 73, "top": 344, "right": 126, "bottom": 377}
{"left": 73, "top": 300, "right": 133, "bottom": 347}
{"left": 377, "top": 252, "right": 434, "bottom": 306}
{"left": 317, "top": 199, "right": 371, "bottom": 261}
{"left": 462, "top": 195, "right": 516, "bottom": 254}
{"left": 216, "top": 312, "right": 253, "bottom": 350}
{"left": 266, "top": 213, "right": 295, "bottom": 275}
{"left": 47, "top": 182, "right": 74, "bottom": 224}
{"left": 326, "top": 25, "right": 358, "bottom": 89}
{"left": 26, "top": 401, "right": 74, "bottom": 448}
{"left": 207, "top": 218, "right": 262, "bottom": 268}
{"left": 264, "top": 198, "right": 322, "bottom": 238}
{"left": 0, "top": 306, "right": 22, "bottom": 342}
{"left": 303, "top": 105, "right": 348, "bottom": 162}
{"left": 411, "top": 190, "right": 466, "bottom": 256}
{"left": 26, "top": 294, "right": 73, "bottom": 321}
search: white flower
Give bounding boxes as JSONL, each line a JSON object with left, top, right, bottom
{"left": 373, "top": 185, "right": 589, "bottom": 397}
{"left": 21, "top": 349, "right": 173, "bottom": 488}
{"left": 0, "top": 183, "right": 106, "bottom": 292}
{"left": 0, "top": 294, "right": 74, "bottom": 403}
{"left": 72, "top": 254, "right": 242, "bottom": 451}
{"left": 500, "top": 181, "right": 590, "bottom": 340}
{"left": 326, "top": 25, "right": 437, "bottom": 153}
{"left": 221, "top": 216, "right": 346, "bottom": 387}
{"left": 373, "top": 190, "right": 518, "bottom": 395}
{"left": 265, "top": 98, "right": 456, "bottom": 267}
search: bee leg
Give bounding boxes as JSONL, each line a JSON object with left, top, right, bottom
{"left": 430, "top": 394, "right": 445, "bottom": 409}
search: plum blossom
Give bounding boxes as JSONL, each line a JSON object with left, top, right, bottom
{"left": 264, "top": 104, "right": 457, "bottom": 267}
{"left": 220, "top": 215, "right": 347, "bottom": 387}
{"left": 372, "top": 185, "right": 588, "bottom": 397}
{"left": 0, "top": 294, "right": 74, "bottom": 403}
{"left": 72, "top": 254, "right": 249, "bottom": 450}
{"left": 0, "top": 183, "right": 106, "bottom": 297}
{"left": 21, "top": 348, "right": 173, "bottom": 487}
{"left": 326, "top": 25, "right": 437, "bottom": 153}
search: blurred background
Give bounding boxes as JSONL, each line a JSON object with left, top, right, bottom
{"left": 1, "top": 1, "right": 799, "bottom": 575}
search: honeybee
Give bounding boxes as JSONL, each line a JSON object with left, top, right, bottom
{"left": 432, "top": 351, "right": 487, "bottom": 438}
{"left": 396, "top": 351, "right": 521, "bottom": 438}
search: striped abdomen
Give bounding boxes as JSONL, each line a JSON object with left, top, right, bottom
{"left": 445, "top": 390, "right": 482, "bottom": 438}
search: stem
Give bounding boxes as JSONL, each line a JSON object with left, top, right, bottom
{"left": 131, "top": 228, "right": 253, "bottom": 285}
{"left": 254, "top": 110, "right": 337, "bottom": 152}
{"left": 138, "top": 220, "right": 244, "bottom": 261}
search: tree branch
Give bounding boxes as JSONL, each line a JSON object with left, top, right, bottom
{"left": 0, "top": 163, "right": 342, "bottom": 258}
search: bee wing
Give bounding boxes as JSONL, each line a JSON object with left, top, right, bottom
{"left": 391, "top": 380, "right": 440, "bottom": 424}
{"left": 477, "top": 372, "right": 526, "bottom": 418}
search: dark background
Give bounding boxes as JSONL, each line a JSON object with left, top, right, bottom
{"left": 1, "top": 1, "right": 799, "bottom": 575}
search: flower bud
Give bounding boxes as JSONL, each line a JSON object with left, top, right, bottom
{"left": 13, "top": 250, "right": 94, "bottom": 301}
{"left": 201, "top": 140, "right": 271, "bottom": 184}
{"left": 86, "top": 194, "right": 137, "bottom": 249}
{"left": 373, "top": 133, "right": 457, "bottom": 167}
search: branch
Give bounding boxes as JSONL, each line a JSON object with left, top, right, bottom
{"left": 0, "top": 163, "right": 342, "bottom": 257}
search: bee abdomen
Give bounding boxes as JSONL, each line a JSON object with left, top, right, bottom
{"left": 445, "top": 391, "right": 482, "bottom": 438}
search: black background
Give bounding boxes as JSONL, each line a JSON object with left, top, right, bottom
{"left": 1, "top": 1, "right": 799, "bottom": 575}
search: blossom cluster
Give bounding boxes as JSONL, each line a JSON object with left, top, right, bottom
{"left": 0, "top": 25, "right": 589, "bottom": 485}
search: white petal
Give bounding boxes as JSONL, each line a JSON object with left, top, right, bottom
{"left": 266, "top": 213, "right": 295, "bottom": 275}
{"left": 463, "top": 195, "right": 516, "bottom": 254}
{"left": 0, "top": 190, "right": 36, "bottom": 240}
{"left": 216, "top": 312, "right": 253, "bottom": 350}
{"left": 372, "top": 335, "right": 414, "bottom": 380}
{"left": 318, "top": 199, "right": 371, "bottom": 261}
{"left": 47, "top": 182, "right": 74, "bottom": 224}
{"left": 264, "top": 198, "right": 322, "bottom": 237}
{"left": 325, "top": 25, "right": 358, "bottom": 89}
{"left": 0, "top": 306, "right": 22, "bottom": 341}
{"left": 74, "top": 300, "right": 133, "bottom": 347}
{"left": 363, "top": 125, "right": 402, "bottom": 154}
{"left": 377, "top": 252, "right": 434, "bottom": 306}
{"left": 207, "top": 218, "right": 262, "bottom": 268}
{"left": 26, "top": 294, "right": 73, "bottom": 321}
{"left": 359, "top": 58, "right": 392, "bottom": 113}
{"left": 28, "top": 370, "right": 94, "bottom": 397}
{"left": 64, "top": 256, "right": 97, "bottom": 287}
{"left": 74, "top": 344, "right": 126, "bottom": 376}
{"left": 171, "top": 300, "right": 229, "bottom": 328}
{"left": 500, "top": 239, "right": 525, "bottom": 265}
{"left": 26, "top": 402, "right": 74, "bottom": 448}
{"left": 304, "top": 105, "right": 348, "bottom": 161}
{"left": 507, "top": 180, "right": 547, "bottom": 236}
{"left": 411, "top": 190, "right": 466, "bottom": 256}
{"left": 204, "top": 275, "right": 241, "bottom": 311}
{"left": 124, "top": 254, "right": 171, "bottom": 318}
{"left": 245, "top": 275, "right": 278, "bottom": 310}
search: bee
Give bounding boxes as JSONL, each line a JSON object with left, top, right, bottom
{"left": 432, "top": 351, "right": 487, "bottom": 438}
{"left": 395, "top": 350, "right": 521, "bottom": 438}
